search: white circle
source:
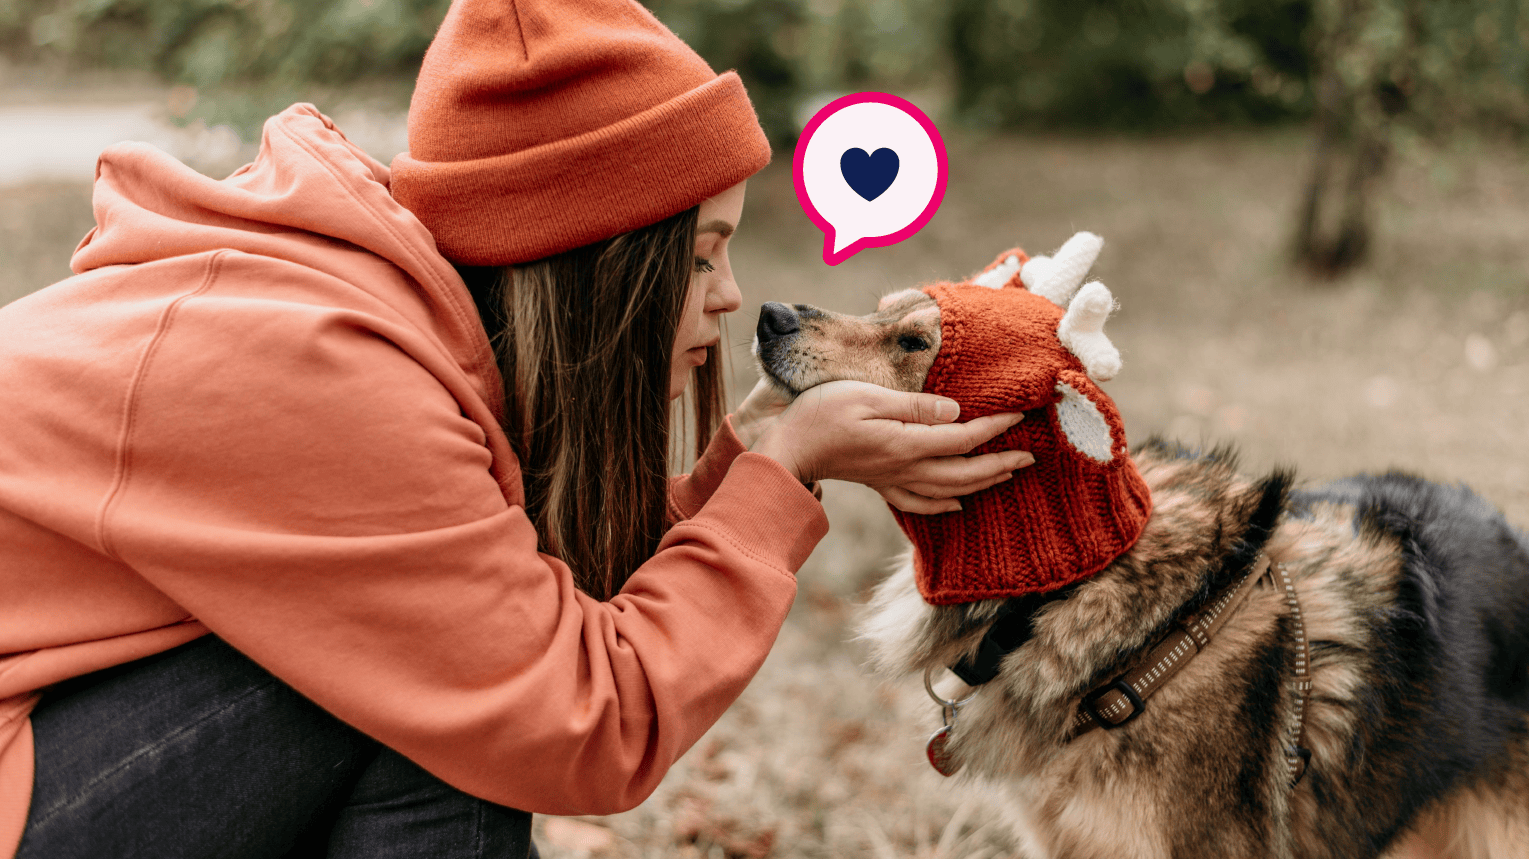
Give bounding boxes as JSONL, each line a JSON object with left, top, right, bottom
{"left": 801, "top": 102, "right": 939, "bottom": 252}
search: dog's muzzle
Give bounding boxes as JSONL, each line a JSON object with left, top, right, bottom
{"left": 753, "top": 301, "right": 802, "bottom": 393}
{"left": 755, "top": 301, "right": 799, "bottom": 345}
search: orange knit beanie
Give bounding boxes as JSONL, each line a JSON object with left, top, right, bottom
{"left": 893, "top": 234, "right": 1153, "bottom": 605}
{"left": 390, "top": 0, "right": 771, "bottom": 265}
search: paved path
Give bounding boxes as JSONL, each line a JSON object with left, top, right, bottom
{"left": 0, "top": 102, "right": 407, "bottom": 186}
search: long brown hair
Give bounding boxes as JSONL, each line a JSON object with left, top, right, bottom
{"left": 457, "top": 206, "right": 725, "bottom": 601}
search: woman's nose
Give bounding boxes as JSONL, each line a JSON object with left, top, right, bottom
{"left": 707, "top": 271, "right": 742, "bottom": 314}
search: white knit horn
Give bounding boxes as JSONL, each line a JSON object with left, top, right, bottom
{"left": 1057, "top": 280, "right": 1122, "bottom": 381}
{"left": 971, "top": 253, "right": 1022, "bottom": 289}
{"left": 1021, "top": 232, "right": 1103, "bottom": 307}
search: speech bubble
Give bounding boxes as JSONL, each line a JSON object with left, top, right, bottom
{"left": 793, "top": 92, "right": 948, "bottom": 266}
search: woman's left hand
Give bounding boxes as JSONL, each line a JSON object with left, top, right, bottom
{"left": 741, "top": 380, "right": 1033, "bottom": 513}
{"left": 730, "top": 377, "right": 794, "bottom": 449}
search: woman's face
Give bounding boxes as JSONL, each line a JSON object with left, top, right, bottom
{"left": 670, "top": 180, "right": 746, "bottom": 400}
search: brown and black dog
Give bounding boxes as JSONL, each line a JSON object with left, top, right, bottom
{"left": 752, "top": 246, "right": 1528, "bottom": 859}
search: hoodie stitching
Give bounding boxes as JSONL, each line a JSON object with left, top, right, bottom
{"left": 664, "top": 521, "right": 797, "bottom": 583}
{"left": 95, "top": 252, "right": 225, "bottom": 562}
{"left": 508, "top": 0, "right": 530, "bottom": 62}
{"left": 665, "top": 481, "right": 691, "bottom": 524}
{"left": 271, "top": 119, "right": 500, "bottom": 394}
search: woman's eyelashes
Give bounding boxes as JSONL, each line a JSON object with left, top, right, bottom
{"left": 693, "top": 256, "right": 715, "bottom": 273}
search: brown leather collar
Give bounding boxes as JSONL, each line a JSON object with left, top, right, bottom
{"left": 1066, "top": 553, "right": 1313, "bottom": 788}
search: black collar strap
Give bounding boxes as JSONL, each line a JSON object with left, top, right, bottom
{"left": 948, "top": 516, "right": 1278, "bottom": 689}
{"left": 949, "top": 583, "right": 1081, "bottom": 686}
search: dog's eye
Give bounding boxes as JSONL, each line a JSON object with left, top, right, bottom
{"left": 898, "top": 334, "right": 929, "bottom": 353}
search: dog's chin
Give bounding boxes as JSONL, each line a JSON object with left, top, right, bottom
{"left": 755, "top": 366, "right": 803, "bottom": 399}
{"left": 750, "top": 343, "right": 805, "bottom": 398}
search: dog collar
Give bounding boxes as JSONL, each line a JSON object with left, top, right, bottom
{"left": 922, "top": 582, "right": 1081, "bottom": 777}
{"left": 1064, "top": 552, "right": 1312, "bottom": 787}
{"left": 947, "top": 583, "right": 1081, "bottom": 686}
{"left": 925, "top": 551, "right": 1312, "bottom": 788}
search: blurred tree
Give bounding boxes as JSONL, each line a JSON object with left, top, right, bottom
{"left": 1295, "top": 0, "right": 1527, "bottom": 275}
{"left": 645, "top": 0, "right": 951, "bottom": 144}
{"left": 644, "top": 0, "right": 808, "bottom": 145}
{"left": 1, "top": 0, "right": 955, "bottom": 143}
{"left": 3, "top": 0, "right": 1523, "bottom": 277}
{"left": 0, "top": 0, "right": 450, "bottom": 85}
{"left": 945, "top": 0, "right": 1316, "bottom": 129}
{"left": 0, "top": 0, "right": 452, "bottom": 132}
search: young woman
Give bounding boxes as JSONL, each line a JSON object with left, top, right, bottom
{"left": 0, "top": 1, "right": 1029, "bottom": 856}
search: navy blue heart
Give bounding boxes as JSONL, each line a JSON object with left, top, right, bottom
{"left": 840, "top": 147, "right": 899, "bottom": 201}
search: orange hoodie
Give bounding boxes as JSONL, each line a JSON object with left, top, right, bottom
{"left": 0, "top": 104, "right": 828, "bottom": 857}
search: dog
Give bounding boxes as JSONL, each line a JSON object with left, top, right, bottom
{"left": 751, "top": 247, "right": 1528, "bottom": 859}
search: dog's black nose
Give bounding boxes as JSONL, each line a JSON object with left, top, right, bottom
{"left": 756, "top": 302, "right": 800, "bottom": 345}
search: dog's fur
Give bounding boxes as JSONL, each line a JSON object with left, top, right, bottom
{"left": 754, "top": 291, "right": 1529, "bottom": 859}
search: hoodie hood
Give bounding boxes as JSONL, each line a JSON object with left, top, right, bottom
{"left": 73, "top": 103, "right": 503, "bottom": 426}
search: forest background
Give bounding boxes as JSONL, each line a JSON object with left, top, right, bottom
{"left": 1, "top": 0, "right": 1526, "bottom": 856}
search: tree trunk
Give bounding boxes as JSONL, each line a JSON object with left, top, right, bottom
{"left": 1294, "top": 102, "right": 1389, "bottom": 277}
{"left": 1293, "top": 0, "right": 1416, "bottom": 279}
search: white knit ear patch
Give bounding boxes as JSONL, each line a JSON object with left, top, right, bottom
{"left": 1054, "top": 381, "right": 1114, "bottom": 463}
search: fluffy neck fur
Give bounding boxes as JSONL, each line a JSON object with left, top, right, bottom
{"left": 862, "top": 439, "right": 1291, "bottom": 775}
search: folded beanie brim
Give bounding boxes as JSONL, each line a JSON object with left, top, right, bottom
{"left": 391, "top": 72, "right": 770, "bottom": 266}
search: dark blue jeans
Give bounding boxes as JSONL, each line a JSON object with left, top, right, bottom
{"left": 17, "top": 635, "right": 537, "bottom": 858}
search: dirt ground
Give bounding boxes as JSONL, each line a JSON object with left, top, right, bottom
{"left": 2, "top": 119, "right": 1525, "bottom": 858}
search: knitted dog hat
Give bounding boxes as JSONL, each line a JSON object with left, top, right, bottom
{"left": 391, "top": 0, "right": 771, "bottom": 265}
{"left": 892, "top": 233, "right": 1153, "bottom": 605}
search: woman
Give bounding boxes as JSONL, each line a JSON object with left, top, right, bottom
{"left": 0, "top": 1, "right": 1028, "bottom": 856}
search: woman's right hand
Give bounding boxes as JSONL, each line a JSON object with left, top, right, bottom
{"left": 748, "top": 380, "right": 1031, "bottom": 514}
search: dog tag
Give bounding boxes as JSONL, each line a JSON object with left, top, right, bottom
{"left": 926, "top": 725, "right": 962, "bottom": 776}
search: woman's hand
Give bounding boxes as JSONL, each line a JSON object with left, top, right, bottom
{"left": 747, "top": 380, "right": 1033, "bottom": 514}
{"left": 731, "top": 377, "right": 794, "bottom": 449}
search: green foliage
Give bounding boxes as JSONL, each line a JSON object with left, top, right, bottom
{"left": 947, "top": 0, "right": 1312, "bottom": 128}
{"left": 647, "top": 0, "right": 952, "bottom": 143}
{"left": 1, "top": 0, "right": 448, "bottom": 133}
{"left": 1345, "top": 0, "right": 1527, "bottom": 134}
{"left": 1291, "top": 0, "right": 1527, "bottom": 274}
{"left": 651, "top": 0, "right": 1321, "bottom": 131}
{"left": 1, "top": 0, "right": 1523, "bottom": 140}
{"left": 1, "top": 0, "right": 450, "bottom": 86}
{"left": 948, "top": 0, "right": 1525, "bottom": 132}
{"left": 645, "top": 0, "right": 808, "bottom": 144}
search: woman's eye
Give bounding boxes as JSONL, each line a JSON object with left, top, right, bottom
{"left": 694, "top": 256, "right": 715, "bottom": 273}
{"left": 898, "top": 334, "right": 929, "bottom": 352}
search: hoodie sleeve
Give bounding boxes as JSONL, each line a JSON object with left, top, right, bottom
{"left": 666, "top": 417, "right": 749, "bottom": 523}
{"left": 96, "top": 254, "right": 828, "bottom": 815}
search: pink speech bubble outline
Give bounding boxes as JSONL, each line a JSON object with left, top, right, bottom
{"left": 792, "top": 92, "right": 949, "bottom": 266}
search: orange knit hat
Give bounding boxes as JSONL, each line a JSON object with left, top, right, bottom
{"left": 892, "top": 234, "right": 1153, "bottom": 605}
{"left": 391, "top": 0, "right": 771, "bottom": 265}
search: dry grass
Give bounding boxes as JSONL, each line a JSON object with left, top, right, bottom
{"left": 2, "top": 123, "right": 1524, "bottom": 859}
{"left": 0, "top": 182, "right": 96, "bottom": 306}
